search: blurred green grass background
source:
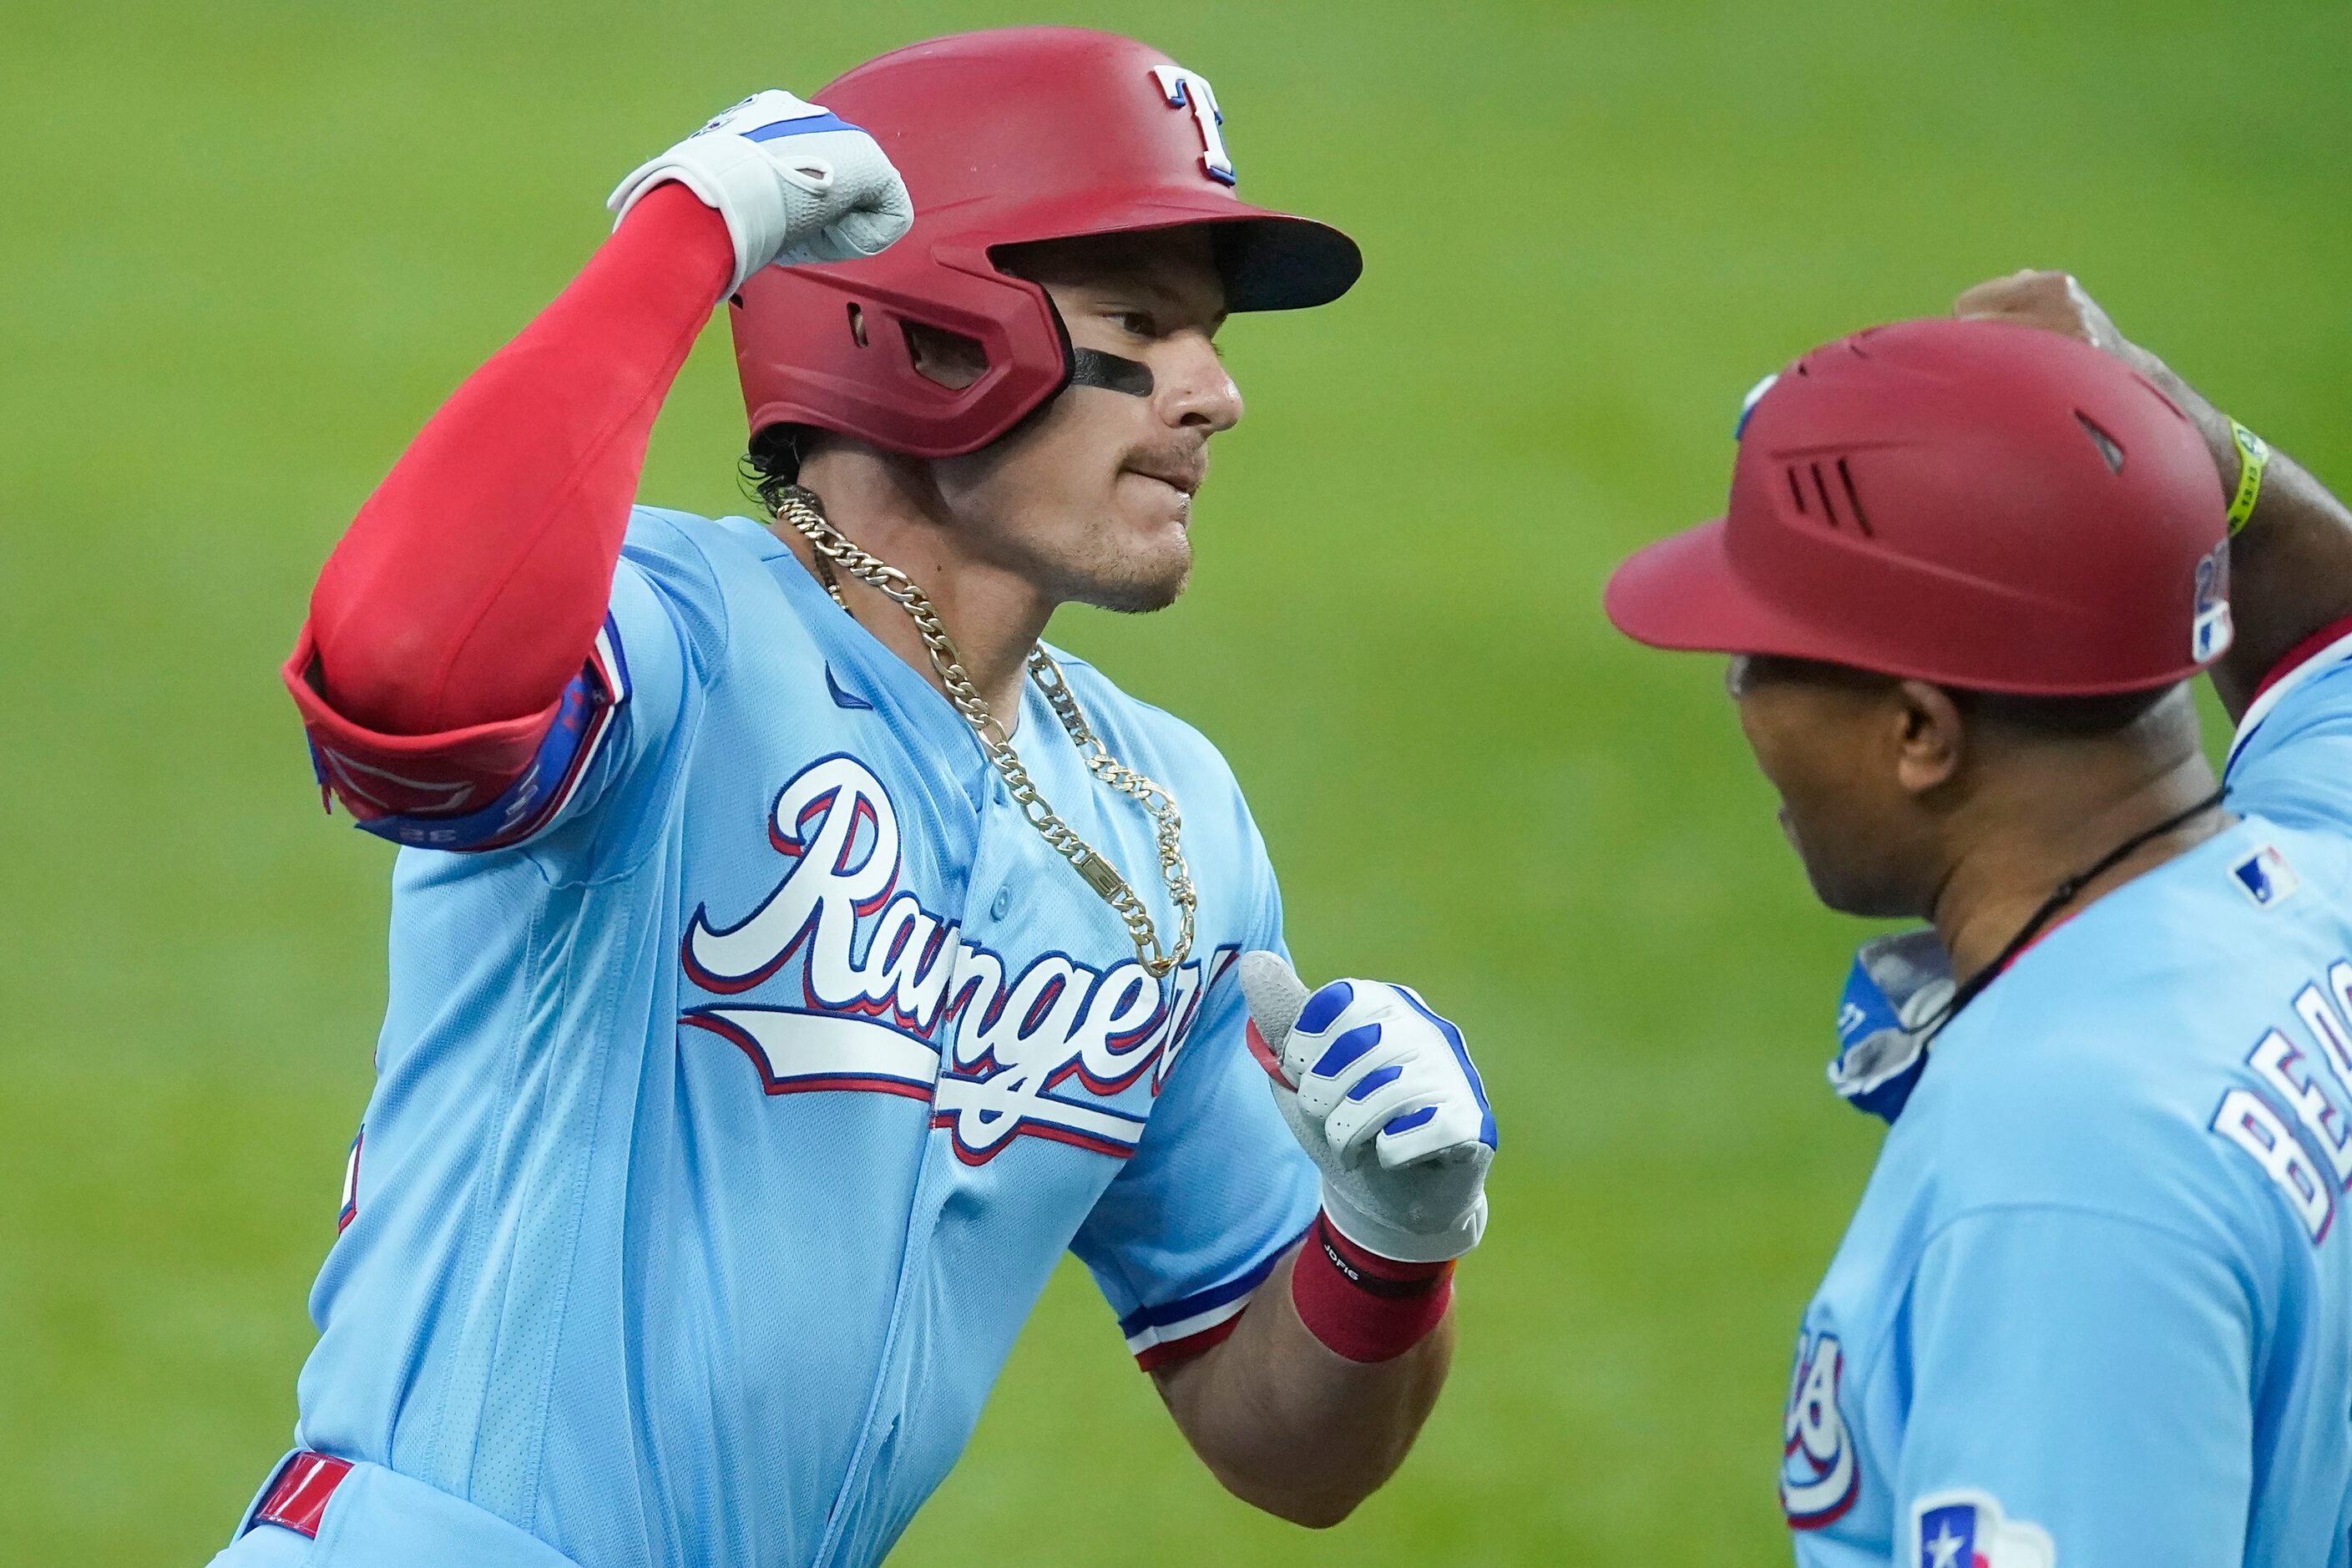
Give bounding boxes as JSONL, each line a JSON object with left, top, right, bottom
{"left": 3, "top": 0, "right": 2348, "bottom": 1561}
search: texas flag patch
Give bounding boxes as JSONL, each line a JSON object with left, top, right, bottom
{"left": 1913, "top": 1491, "right": 2055, "bottom": 1568}
{"left": 2231, "top": 844, "right": 2301, "bottom": 908}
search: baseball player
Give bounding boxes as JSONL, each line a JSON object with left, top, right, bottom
{"left": 220, "top": 28, "right": 1495, "bottom": 1567}
{"left": 1607, "top": 279, "right": 2352, "bottom": 1563}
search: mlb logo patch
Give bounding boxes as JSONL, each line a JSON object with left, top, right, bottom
{"left": 2191, "top": 539, "right": 2234, "bottom": 665}
{"left": 1913, "top": 1490, "right": 2054, "bottom": 1568}
{"left": 2231, "top": 844, "right": 2301, "bottom": 908}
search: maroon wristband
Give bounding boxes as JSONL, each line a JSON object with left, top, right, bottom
{"left": 1290, "top": 1212, "right": 1454, "bottom": 1363}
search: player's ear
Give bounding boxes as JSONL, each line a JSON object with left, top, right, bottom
{"left": 1892, "top": 680, "right": 1967, "bottom": 796}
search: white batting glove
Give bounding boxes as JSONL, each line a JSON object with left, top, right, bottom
{"left": 1239, "top": 952, "right": 1495, "bottom": 1264}
{"left": 608, "top": 91, "right": 914, "bottom": 293}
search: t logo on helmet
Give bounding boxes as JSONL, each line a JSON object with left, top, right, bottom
{"left": 1151, "top": 64, "right": 1236, "bottom": 185}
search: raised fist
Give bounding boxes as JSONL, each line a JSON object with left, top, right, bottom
{"left": 1240, "top": 952, "right": 1495, "bottom": 1264}
{"left": 609, "top": 90, "right": 914, "bottom": 293}
{"left": 1951, "top": 269, "right": 2164, "bottom": 382}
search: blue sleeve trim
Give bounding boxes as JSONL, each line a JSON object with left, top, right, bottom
{"left": 1116, "top": 1222, "right": 1306, "bottom": 1337}
{"left": 355, "top": 615, "right": 630, "bottom": 852}
{"left": 2227, "top": 631, "right": 2352, "bottom": 778}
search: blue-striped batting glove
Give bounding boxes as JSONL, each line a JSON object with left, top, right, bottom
{"left": 609, "top": 90, "right": 913, "bottom": 293}
{"left": 1240, "top": 952, "right": 1495, "bottom": 1263}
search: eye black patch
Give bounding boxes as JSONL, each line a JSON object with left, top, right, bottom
{"left": 1067, "top": 347, "right": 1155, "bottom": 397}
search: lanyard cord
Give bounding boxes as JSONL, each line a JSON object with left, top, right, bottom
{"left": 1925, "top": 787, "right": 2228, "bottom": 1039}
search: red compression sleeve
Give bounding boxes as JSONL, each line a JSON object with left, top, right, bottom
{"left": 285, "top": 182, "right": 734, "bottom": 816}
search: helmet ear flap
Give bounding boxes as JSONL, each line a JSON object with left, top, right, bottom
{"left": 735, "top": 246, "right": 1072, "bottom": 458}
{"left": 1036, "top": 284, "right": 1080, "bottom": 398}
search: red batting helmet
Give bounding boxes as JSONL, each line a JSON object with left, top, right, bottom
{"left": 1604, "top": 319, "right": 2232, "bottom": 695}
{"left": 731, "top": 28, "right": 1362, "bottom": 459}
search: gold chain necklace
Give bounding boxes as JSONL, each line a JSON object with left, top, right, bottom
{"left": 774, "top": 488, "right": 1196, "bottom": 979}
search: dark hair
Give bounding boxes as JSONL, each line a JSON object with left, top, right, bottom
{"left": 741, "top": 424, "right": 809, "bottom": 517}
{"left": 1948, "top": 683, "right": 2178, "bottom": 739}
{"left": 1737, "top": 654, "right": 2178, "bottom": 739}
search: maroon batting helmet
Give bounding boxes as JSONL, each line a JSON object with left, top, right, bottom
{"left": 1605, "top": 319, "right": 2232, "bottom": 695}
{"left": 730, "top": 27, "right": 1362, "bottom": 459}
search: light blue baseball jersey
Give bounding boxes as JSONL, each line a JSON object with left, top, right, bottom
{"left": 1782, "top": 634, "right": 2352, "bottom": 1567}
{"left": 255, "top": 508, "right": 1319, "bottom": 1568}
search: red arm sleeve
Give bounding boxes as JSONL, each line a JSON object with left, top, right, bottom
{"left": 284, "top": 182, "right": 735, "bottom": 821}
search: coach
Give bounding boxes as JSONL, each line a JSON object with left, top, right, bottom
{"left": 1607, "top": 273, "right": 2352, "bottom": 1563}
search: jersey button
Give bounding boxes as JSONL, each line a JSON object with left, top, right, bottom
{"left": 990, "top": 887, "right": 1012, "bottom": 920}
